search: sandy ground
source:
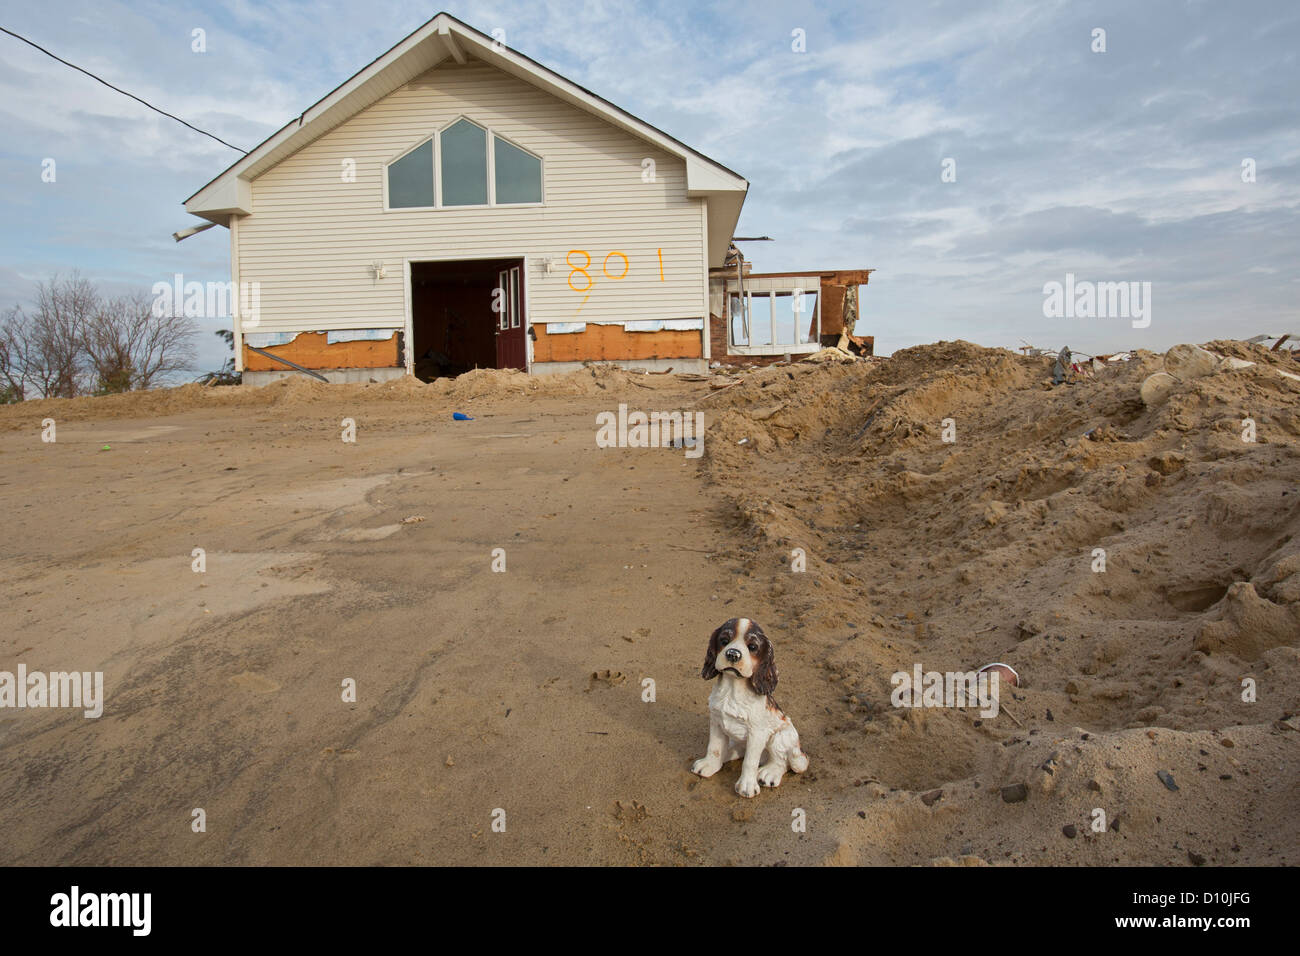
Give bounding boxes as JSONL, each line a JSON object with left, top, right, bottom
{"left": 0, "top": 345, "right": 1296, "bottom": 866}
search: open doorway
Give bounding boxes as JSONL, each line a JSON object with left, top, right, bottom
{"left": 411, "top": 257, "right": 526, "bottom": 380}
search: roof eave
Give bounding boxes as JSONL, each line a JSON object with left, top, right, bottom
{"left": 183, "top": 12, "right": 748, "bottom": 223}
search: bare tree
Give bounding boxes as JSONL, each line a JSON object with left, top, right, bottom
{"left": 1, "top": 274, "right": 200, "bottom": 398}
{"left": 23, "top": 272, "right": 98, "bottom": 398}
{"left": 0, "top": 305, "right": 31, "bottom": 402}
{"left": 83, "top": 290, "right": 198, "bottom": 392}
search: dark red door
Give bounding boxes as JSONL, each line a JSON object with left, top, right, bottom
{"left": 495, "top": 264, "right": 526, "bottom": 370}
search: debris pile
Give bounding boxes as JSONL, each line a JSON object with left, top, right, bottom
{"left": 699, "top": 338, "right": 1299, "bottom": 863}
{"left": 1141, "top": 343, "right": 1300, "bottom": 407}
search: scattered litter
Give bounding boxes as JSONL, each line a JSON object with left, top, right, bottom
{"left": 452, "top": 412, "right": 474, "bottom": 420}
{"left": 750, "top": 403, "right": 786, "bottom": 421}
{"left": 1139, "top": 371, "right": 1178, "bottom": 407}
{"left": 1245, "top": 332, "right": 1298, "bottom": 352}
{"left": 977, "top": 662, "right": 1020, "bottom": 687}
{"left": 1052, "top": 346, "right": 1072, "bottom": 385}
{"left": 1144, "top": 342, "right": 1300, "bottom": 406}
{"left": 802, "top": 346, "right": 858, "bottom": 364}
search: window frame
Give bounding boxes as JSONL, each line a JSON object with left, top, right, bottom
{"left": 491, "top": 131, "right": 545, "bottom": 207}
{"left": 382, "top": 136, "right": 437, "bottom": 211}
{"left": 437, "top": 116, "right": 490, "bottom": 209}
{"left": 729, "top": 291, "right": 748, "bottom": 347}
{"left": 773, "top": 289, "right": 820, "bottom": 346}
{"left": 509, "top": 268, "right": 520, "bottom": 328}
{"left": 724, "top": 277, "right": 823, "bottom": 355}
{"left": 383, "top": 117, "right": 544, "bottom": 213}
{"left": 497, "top": 270, "right": 509, "bottom": 331}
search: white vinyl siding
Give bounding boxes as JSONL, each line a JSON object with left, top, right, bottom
{"left": 237, "top": 61, "right": 705, "bottom": 339}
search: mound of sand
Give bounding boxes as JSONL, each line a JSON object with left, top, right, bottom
{"left": 697, "top": 339, "right": 1300, "bottom": 864}
{"left": 3, "top": 337, "right": 1294, "bottom": 865}
{"left": 0, "top": 361, "right": 696, "bottom": 430}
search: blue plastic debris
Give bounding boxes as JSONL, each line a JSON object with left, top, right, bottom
{"left": 452, "top": 412, "right": 474, "bottom": 421}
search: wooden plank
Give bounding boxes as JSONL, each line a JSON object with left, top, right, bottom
{"left": 743, "top": 269, "right": 875, "bottom": 285}
{"left": 532, "top": 325, "right": 702, "bottom": 362}
{"left": 242, "top": 331, "right": 400, "bottom": 371}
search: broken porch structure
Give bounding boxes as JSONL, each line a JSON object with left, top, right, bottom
{"left": 707, "top": 243, "right": 874, "bottom": 367}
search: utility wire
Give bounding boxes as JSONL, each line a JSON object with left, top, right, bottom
{"left": 0, "top": 25, "right": 248, "bottom": 153}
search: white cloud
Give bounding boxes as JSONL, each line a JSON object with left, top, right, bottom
{"left": 1, "top": 0, "right": 1298, "bottom": 363}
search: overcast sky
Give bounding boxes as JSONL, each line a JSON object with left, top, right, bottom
{"left": 1, "top": 0, "right": 1298, "bottom": 372}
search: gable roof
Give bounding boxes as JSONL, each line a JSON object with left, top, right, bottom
{"left": 184, "top": 12, "right": 748, "bottom": 266}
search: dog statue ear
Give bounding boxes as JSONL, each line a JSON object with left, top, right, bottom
{"left": 701, "top": 625, "right": 723, "bottom": 679}
{"left": 751, "top": 641, "right": 779, "bottom": 696}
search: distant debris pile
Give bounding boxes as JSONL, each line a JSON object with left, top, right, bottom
{"left": 1140, "top": 342, "right": 1300, "bottom": 407}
